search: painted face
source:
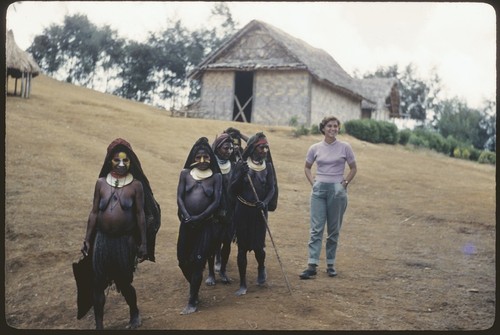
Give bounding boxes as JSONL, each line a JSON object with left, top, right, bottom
{"left": 111, "top": 151, "right": 130, "bottom": 175}
{"left": 232, "top": 138, "right": 241, "bottom": 153}
{"left": 193, "top": 149, "right": 211, "bottom": 170}
{"left": 217, "top": 142, "right": 234, "bottom": 160}
{"left": 252, "top": 143, "right": 269, "bottom": 162}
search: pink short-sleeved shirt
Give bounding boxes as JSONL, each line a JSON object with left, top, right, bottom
{"left": 305, "top": 140, "right": 356, "bottom": 183}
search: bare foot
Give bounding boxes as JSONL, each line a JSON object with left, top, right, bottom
{"left": 257, "top": 267, "right": 267, "bottom": 285}
{"left": 235, "top": 286, "right": 247, "bottom": 296}
{"left": 205, "top": 275, "right": 216, "bottom": 286}
{"left": 126, "top": 312, "right": 141, "bottom": 329}
{"left": 220, "top": 271, "right": 231, "bottom": 284}
{"left": 180, "top": 304, "right": 198, "bottom": 315}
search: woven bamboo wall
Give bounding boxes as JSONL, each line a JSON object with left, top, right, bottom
{"left": 252, "top": 70, "right": 310, "bottom": 126}
{"left": 198, "top": 71, "right": 234, "bottom": 120}
{"left": 310, "top": 81, "right": 361, "bottom": 126}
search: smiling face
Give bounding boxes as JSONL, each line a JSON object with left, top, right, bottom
{"left": 111, "top": 151, "right": 130, "bottom": 176}
{"left": 323, "top": 120, "right": 340, "bottom": 141}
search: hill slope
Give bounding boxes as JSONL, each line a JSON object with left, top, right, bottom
{"left": 5, "top": 75, "right": 496, "bottom": 330}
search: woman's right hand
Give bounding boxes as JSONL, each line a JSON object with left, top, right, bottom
{"left": 81, "top": 240, "right": 90, "bottom": 257}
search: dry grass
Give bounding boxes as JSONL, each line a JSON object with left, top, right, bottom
{"left": 5, "top": 74, "right": 496, "bottom": 330}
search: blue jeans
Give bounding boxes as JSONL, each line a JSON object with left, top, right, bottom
{"left": 307, "top": 181, "right": 348, "bottom": 267}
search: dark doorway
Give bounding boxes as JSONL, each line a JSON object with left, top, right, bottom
{"left": 233, "top": 71, "right": 254, "bottom": 122}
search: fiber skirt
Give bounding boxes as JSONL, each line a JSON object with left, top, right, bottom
{"left": 92, "top": 230, "right": 136, "bottom": 292}
{"left": 177, "top": 217, "right": 215, "bottom": 266}
{"left": 233, "top": 201, "right": 267, "bottom": 252}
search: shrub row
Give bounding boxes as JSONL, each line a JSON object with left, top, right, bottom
{"left": 344, "top": 119, "right": 399, "bottom": 145}
{"left": 289, "top": 117, "right": 495, "bottom": 165}
{"left": 341, "top": 120, "right": 495, "bottom": 164}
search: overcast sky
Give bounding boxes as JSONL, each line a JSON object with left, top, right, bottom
{"left": 6, "top": 1, "right": 496, "bottom": 109}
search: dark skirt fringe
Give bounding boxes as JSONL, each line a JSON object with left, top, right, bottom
{"left": 177, "top": 217, "right": 215, "bottom": 266}
{"left": 233, "top": 201, "right": 267, "bottom": 252}
{"left": 92, "top": 230, "right": 137, "bottom": 292}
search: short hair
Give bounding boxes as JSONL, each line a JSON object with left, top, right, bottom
{"left": 319, "top": 116, "right": 341, "bottom": 135}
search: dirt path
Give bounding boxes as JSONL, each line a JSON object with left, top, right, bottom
{"left": 4, "top": 75, "right": 496, "bottom": 331}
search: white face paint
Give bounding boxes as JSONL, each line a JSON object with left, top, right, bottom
{"left": 111, "top": 152, "right": 130, "bottom": 175}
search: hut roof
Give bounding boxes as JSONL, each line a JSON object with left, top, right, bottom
{"left": 353, "top": 77, "right": 398, "bottom": 110}
{"left": 188, "top": 20, "right": 372, "bottom": 102}
{"left": 6, "top": 30, "right": 41, "bottom": 78}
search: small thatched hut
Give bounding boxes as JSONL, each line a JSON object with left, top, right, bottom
{"left": 187, "top": 20, "right": 400, "bottom": 126}
{"left": 6, "top": 29, "right": 41, "bottom": 98}
{"left": 353, "top": 77, "right": 401, "bottom": 120}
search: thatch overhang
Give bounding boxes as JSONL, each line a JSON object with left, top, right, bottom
{"left": 188, "top": 20, "right": 373, "bottom": 104}
{"left": 6, "top": 29, "right": 41, "bottom": 78}
{"left": 354, "top": 77, "right": 401, "bottom": 117}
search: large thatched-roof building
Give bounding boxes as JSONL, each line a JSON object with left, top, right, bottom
{"left": 187, "top": 20, "right": 400, "bottom": 126}
{"left": 6, "top": 29, "right": 41, "bottom": 98}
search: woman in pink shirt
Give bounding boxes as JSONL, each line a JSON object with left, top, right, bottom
{"left": 299, "top": 116, "right": 357, "bottom": 279}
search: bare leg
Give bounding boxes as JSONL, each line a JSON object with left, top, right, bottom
{"left": 219, "top": 239, "right": 232, "bottom": 284}
{"left": 214, "top": 249, "right": 222, "bottom": 272}
{"left": 121, "top": 284, "right": 141, "bottom": 329}
{"left": 205, "top": 254, "right": 216, "bottom": 286}
{"left": 181, "top": 263, "right": 203, "bottom": 315}
{"left": 93, "top": 289, "right": 105, "bottom": 330}
{"left": 235, "top": 249, "right": 247, "bottom": 296}
{"left": 255, "top": 248, "right": 267, "bottom": 285}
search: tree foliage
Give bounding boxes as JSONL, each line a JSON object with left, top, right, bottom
{"left": 28, "top": 3, "right": 238, "bottom": 109}
{"left": 29, "top": 14, "right": 125, "bottom": 88}
{"left": 433, "top": 97, "right": 495, "bottom": 151}
{"left": 359, "top": 63, "right": 441, "bottom": 121}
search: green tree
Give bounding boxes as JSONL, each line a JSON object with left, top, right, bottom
{"left": 479, "top": 99, "right": 496, "bottom": 152}
{"left": 434, "top": 97, "right": 489, "bottom": 150}
{"left": 114, "top": 41, "right": 156, "bottom": 102}
{"left": 359, "top": 63, "right": 442, "bottom": 121}
{"left": 29, "top": 14, "right": 125, "bottom": 89}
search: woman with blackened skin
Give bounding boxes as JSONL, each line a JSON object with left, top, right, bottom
{"left": 230, "top": 132, "right": 276, "bottom": 296}
{"left": 176, "top": 137, "right": 222, "bottom": 314}
{"left": 82, "top": 138, "right": 161, "bottom": 329}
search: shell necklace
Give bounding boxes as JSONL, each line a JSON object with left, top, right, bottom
{"left": 106, "top": 172, "right": 134, "bottom": 188}
{"left": 247, "top": 158, "right": 266, "bottom": 172}
{"left": 190, "top": 168, "right": 213, "bottom": 181}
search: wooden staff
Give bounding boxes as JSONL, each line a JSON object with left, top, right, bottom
{"left": 237, "top": 151, "right": 292, "bottom": 294}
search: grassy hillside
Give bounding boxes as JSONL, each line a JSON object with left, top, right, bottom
{"left": 5, "top": 74, "right": 496, "bottom": 330}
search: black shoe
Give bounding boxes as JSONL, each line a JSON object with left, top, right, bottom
{"left": 299, "top": 268, "right": 317, "bottom": 279}
{"left": 326, "top": 267, "right": 337, "bottom": 277}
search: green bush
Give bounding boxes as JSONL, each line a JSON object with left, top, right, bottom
{"left": 453, "top": 146, "right": 471, "bottom": 160}
{"left": 408, "top": 133, "right": 429, "bottom": 148}
{"left": 292, "top": 124, "right": 310, "bottom": 137}
{"left": 398, "top": 129, "right": 412, "bottom": 145}
{"left": 446, "top": 135, "right": 460, "bottom": 157}
{"left": 478, "top": 151, "right": 496, "bottom": 164}
{"left": 409, "top": 128, "right": 451, "bottom": 154}
{"left": 468, "top": 147, "right": 481, "bottom": 161}
{"left": 310, "top": 124, "right": 320, "bottom": 135}
{"left": 344, "top": 119, "right": 380, "bottom": 143}
{"left": 288, "top": 116, "right": 299, "bottom": 127}
{"left": 378, "top": 121, "right": 399, "bottom": 144}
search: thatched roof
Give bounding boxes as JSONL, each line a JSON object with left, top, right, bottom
{"left": 353, "top": 77, "right": 398, "bottom": 110}
{"left": 6, "top": 30, "right": 41, "bottom": 78}
{"left": 188, "top": 20, "right": 372, "bottom": 103}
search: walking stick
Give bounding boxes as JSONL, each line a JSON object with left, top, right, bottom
{"left": 237, "top": 151, "right": 292, "bottom": 294}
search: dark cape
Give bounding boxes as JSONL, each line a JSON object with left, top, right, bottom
{"left": 241, "top": 132, "right": 279, "bottom": 212}
{"left": 72, "top": 255, "right": 93, "bottom": 319}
